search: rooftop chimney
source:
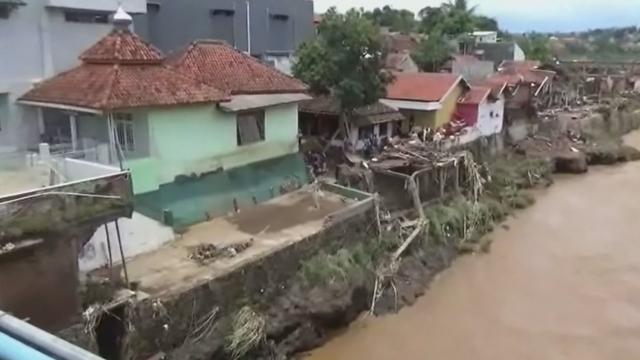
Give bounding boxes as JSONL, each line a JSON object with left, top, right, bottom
{"left": 113, "top": 5, "right": 132, "bottom": 31}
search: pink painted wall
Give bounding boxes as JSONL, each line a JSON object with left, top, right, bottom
{"left": 457, "top": 103, "right": 479, "bottom": 126}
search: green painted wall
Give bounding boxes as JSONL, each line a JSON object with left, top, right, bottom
{"left": 135, "top": 153, "right": 309, "bottom": 227}
{"left": 125, "top": 102, "right": 300, "bottom": 195}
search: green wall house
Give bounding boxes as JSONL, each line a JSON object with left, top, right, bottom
{"left": 19, "top": 8, "right": 310, "bottom": 226}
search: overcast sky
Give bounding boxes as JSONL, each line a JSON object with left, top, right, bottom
{"left": 313, "top": 0, "right": 640, "bottom": 33}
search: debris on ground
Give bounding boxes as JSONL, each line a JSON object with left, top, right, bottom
{"left": 0, "top": 242, "right": 16, "bottom": 254}
{"left": 188, "top": 240, "right": 254, "bottom": 265}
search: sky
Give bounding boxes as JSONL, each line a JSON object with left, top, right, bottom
{"left": 313, "top": 0, "right": 640, "bottom": 33}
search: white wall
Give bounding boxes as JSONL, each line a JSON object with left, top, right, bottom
{"left": 57, "top": 157, "right": 119, "bottom": 181}
{"left": 478, "top": 95, "right": 505, "bottom": 136}
{"left": 78, "top": 212, "right": 175, "bottom": 273}
{"left": 514, "top": 43, "right": 526, "bottom": 61}
{"left": 348, "top": 122, "right": 394, "bottom": 151}
{"left": 0, "top": 0, "right": 145, "bottom": 152}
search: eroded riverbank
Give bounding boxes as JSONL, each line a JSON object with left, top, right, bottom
{"left": 307, "top": 131, "right": 640, "bottom": 360}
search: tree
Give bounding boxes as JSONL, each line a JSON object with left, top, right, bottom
{"left": 294, "top": 8, "right": 390, "bottom": 113}
{"left": 365, "top": 6, "right": 416, "bottom": 33}
{"left": 517, "top": 34, "right": 553, "bottom": 62}
{"left": 412, "top": 31, "right": 455, "bottom": 72}
{"left": 418, "top": 0, "right": 498, "bottom": 37}
{"left": 474, "top": 15, "right": 498, "bottom": 31}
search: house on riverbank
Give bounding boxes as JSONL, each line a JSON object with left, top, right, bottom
{"left": 299, "top": 96, "right": 405, "bottom": 150}
{"left": 18, "top": 7, "right": 311, "bottom": 271}
{"left": 382, "top": 72, "right": 470, "bottom": 131}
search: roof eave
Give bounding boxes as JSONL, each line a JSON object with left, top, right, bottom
{"left": 17, "top": 100, "right": 103, "bottom": 114}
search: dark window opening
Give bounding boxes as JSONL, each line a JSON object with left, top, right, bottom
{"left": 211, "top": 9, "right": 235, "bottom": 16}
{"left": 211, "top": 8, "right": 235, "bottom": 45}
{"left": 64, "top": 10, "right": 110, "bottom": 24}
{"left": 379, "top": 122, "right": 388, "bottom": 137}
{"left": 0, "top": 5, "right": 10, "bottom": 19}
{"left": 95, "top": 305, "right": 127, "bottom": 360}
{"left": 147, "top": 3, "right": 160, "bottom": 13}
{"left": 237, "top": 110, "right": 265, "bottom": 146}
{"left": 270, "top": 13, "right": 289, "bottom": 21}
{"left": 359, "top": 125, "right": 374, "bottom": 140}
{"left": 268, "top": 12, "right": 293, "bottom": 51}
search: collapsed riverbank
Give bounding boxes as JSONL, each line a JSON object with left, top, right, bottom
{"left": 307, "top": 128, "right": 640, "bottom": 360}
{"left": 234, "top": 104, "right": 640, "bottom": 360}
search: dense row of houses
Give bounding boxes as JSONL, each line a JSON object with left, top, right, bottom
{"left": 0, "top": 3, "right": 557, "bottom": 342}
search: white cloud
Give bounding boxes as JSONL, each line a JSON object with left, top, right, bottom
{"left": 312, "top": 0, "right": 640, "bottom": 32}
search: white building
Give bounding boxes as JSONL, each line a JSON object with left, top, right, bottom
{"left": 0, "top": 0, "right": 146, "bottom": 154}
{"left": 472, "top": 30, "right": 498, "bottom": 44}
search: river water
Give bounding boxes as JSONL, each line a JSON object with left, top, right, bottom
{"left": 309, "top": 131, "right": 640, "bottom": 360}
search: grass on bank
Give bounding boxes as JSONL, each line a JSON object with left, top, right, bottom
{"left": 225, "top": 306, "right": 266, "bottom": 360}
{"left": 297, "top": 156, "right": 552, "bottom": 288}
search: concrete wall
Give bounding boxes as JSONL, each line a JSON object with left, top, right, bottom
{"left": 61, "top": 193, "right": 377, "bottom": 358}
{"left": 56, "top": 158, "right": 120, "bottom": 181}
{"left": 127, "top": 103, "right": 300, "bottom": 195}
{"left": 133, "top": 0, "right": 314, "bottom": 56}
{"left": 78, "top": 213, "right": 175, "bottom": 273}
{"left": 0, "top": 0, "right": 145, "bottom": 152}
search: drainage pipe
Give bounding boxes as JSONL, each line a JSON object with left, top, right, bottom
{"left": 0, "top": 311, "right": 104, "bottom": 360}
{"left": 0, "top": 331, "right": 54, "bottom": 360}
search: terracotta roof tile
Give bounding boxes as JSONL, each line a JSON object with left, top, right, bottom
{"left": 20, "top": 30, "right": 227, "bottom": 110}
{"left": 459, "top": 86, "right": 491, "bottom": 105}
{"left": 473, "top": 77, "right": 508, "bottom": 97}
{"left": 80, "top": 29, "right": 164, "bottom": 64}
{"left": 169, "top": 40, "right": 307, "bottom": 95}
{"left": 20, "top": 64, "right": 227, "bottom": 110}
{"left": 386, "top": 72, "right": 464, "bottom": 102}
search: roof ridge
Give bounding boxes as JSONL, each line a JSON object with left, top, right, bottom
{"left": 101, "top": 64, "right": 120, "bottom": 110}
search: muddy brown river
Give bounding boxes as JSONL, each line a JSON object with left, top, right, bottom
{"left": 309, "top": 131, "right": 640, "bottom": 360}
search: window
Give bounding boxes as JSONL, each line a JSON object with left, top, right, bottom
{"left": 0, "top": 5, "right": 10, "bottom": 19}
{"left": 359, "top": 125, "right": 374, "bottom": 140}
{"left": 490, "top": 111, "right": 495, "bottom": 118}
{"left": 114, "top": 113, "right": 134, "bottom": 153}
{"left": 378, "top": 122, "right": 389, "bottom": 137}
{"left": 64, "top": 10, "right": 110, "bottom": 24}
{"left": 211, "top": 9, "right": 235, "bottom": 45}
{"left": 236, "top": 110, "right": 265, "bottom": 146}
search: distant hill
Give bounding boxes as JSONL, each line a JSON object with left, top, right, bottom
{"left": 549, "top": 26, "right": 640, "bottom": 62}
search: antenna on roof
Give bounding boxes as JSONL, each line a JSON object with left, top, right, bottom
{"left": 113, "top": 4, "right": 133, "bottom": 31}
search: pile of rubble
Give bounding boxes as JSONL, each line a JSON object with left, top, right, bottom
{"left": 368, "top": 137, "right": 465, "bottom": 170}
{"left": 188, "top": 240, "right": 254, "bottom": 265}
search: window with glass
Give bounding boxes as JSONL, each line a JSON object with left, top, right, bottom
{"left": 114, "top": 113, "right": 135, "bottom": 153}
{"left": 237, "top": 110, "right": 265, "bottom": 146}
{"left": 64, "top": 10, "right": 110, "bottom": 24}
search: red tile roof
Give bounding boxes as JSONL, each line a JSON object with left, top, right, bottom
{"left": 169, "top": 40, "right": 307, "bottom": 95}
{"left": 20, "top": 30, "right": 227, "bottom": 110}
{"left": 459, "top": 86, "right": 491, "bottom": 105}
{"left": 386, "top": 72, "right": 466, "bottom": 102}
{"left": 498, "top": 60, "right": 541, "bottom": 71}
{"left": 80, "top": 29, "right": 164, "bottom": 65}
{"left": 20, "top": 64, "right": 227, "bottom": 110}
{"left": 474, "top": 77, "right": 508, "bottom": 97}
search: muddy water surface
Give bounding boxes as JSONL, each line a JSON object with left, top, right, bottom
{"left": 308, "top": 131, "right": 640, "bottom": 360}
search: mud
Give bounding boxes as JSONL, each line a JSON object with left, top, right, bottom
{"left": 306, "top": 130, "right": 640, "bottom": 360}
